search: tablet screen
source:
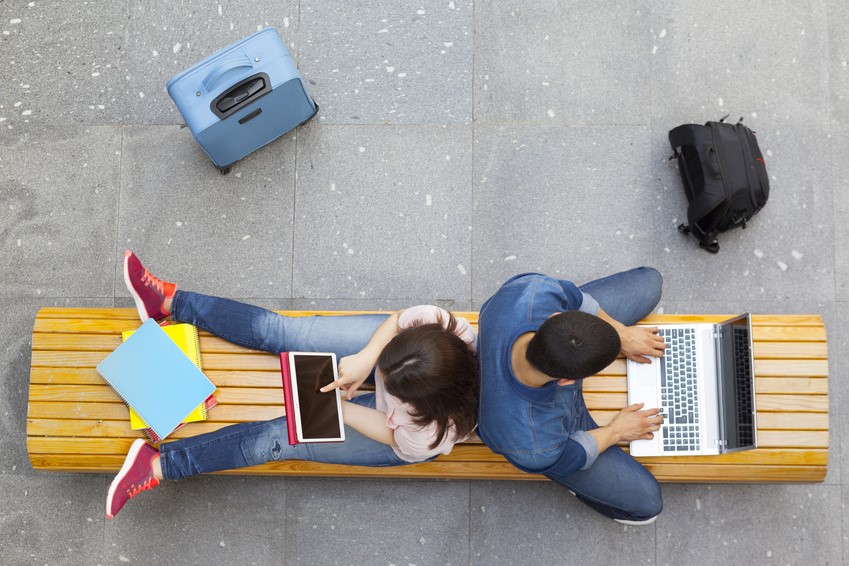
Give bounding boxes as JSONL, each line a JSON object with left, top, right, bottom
{"left": 290, "top": 353, "right": 344, "bottom": 441}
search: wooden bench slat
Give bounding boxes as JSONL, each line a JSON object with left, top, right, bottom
{"left": 27, "top": 426, "right": 830, "bottom": 458}
{"left": 34, "top": 330, "right": 830, "bottom": 360}
{"left": 588, "top": 410, "right": 828, "bottom": 430}
{"left": 30, "top": 367, "right": 285, "bottom": 388}
{"left": 754, "top": 394, "right": 829, "bottom": 413}
{"left": 30, "top": 388, "right": 828, "bottom": 416}
{"left": 30, "top": 308, "right": 830, "bottom": 325}
{"left": 642, "top": 314, "right": 826, "bottom": 326}
{"left": 641, "top": 464, "right": 828, "bottom": 483}
{"left": 582, "top": 391, "right": 828, "bottom": 412}
{"left": 26, "top": 453, "right": 827, "bottom": 483}
{"left": 31, "top": 348, "right": 831, "bottom": 379}
{"left": 27, "top": 402, "right": 285, "bottom": 422}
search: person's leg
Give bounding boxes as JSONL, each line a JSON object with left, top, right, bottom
{"left": 171, "top": 290, "right": 389, "bottom": 358}
{"left": 159, "top": 394, "right": 404, "bottom": 480}
{"left": 578, "top": 267, "right": 663, "bottom": 326}
{"left": 546, "top": 446, "right": 663, "bottom": 521}
{"left": 546, "top": 388, "right": 662, "bottom": 521}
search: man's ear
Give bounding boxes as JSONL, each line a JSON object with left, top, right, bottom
{"left": 556, "top": 378, "right": 576, "bottom": 387}
{"left": 547, "top": 312, "right": 562, "bottom": 320}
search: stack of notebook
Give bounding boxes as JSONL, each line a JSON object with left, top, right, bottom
{"left": 97, "top": 319, "right": 217, "bottom": 442}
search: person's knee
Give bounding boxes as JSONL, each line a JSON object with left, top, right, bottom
{"left": 633, "top": 480, "right": 663, "bottom": 519}
{"left": 636, "top": 266, "right": 663, "bottom": 308}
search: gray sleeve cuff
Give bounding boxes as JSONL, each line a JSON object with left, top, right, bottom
{"left": 578, "top": 291, "right": 600, "bottom": 315}
{"left": 571, "top": 430, "right": 600, "bottom": 470}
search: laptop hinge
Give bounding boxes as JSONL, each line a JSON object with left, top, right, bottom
{"left": 714, "top": 439, "right": 727, "bottom": 446}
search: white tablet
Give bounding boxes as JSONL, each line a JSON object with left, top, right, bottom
{"left": 282, "top": 352, "right": 345, "bottom": 443}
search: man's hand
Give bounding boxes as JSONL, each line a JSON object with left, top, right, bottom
{"left": 608, "top": 403, "right": 664, "bottom": 442}
{"left": 319, "top": 352, "right": 372, "bottom": 400}
{"left": 618, "top": 325, "right": 666, "bottom": 364}
{"left": 595, "top": 308, "right": 665, "bottom": 364}
{"left": 587, "top": 403, "right": 663, "bottom": 453}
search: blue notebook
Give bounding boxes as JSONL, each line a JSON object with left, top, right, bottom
{"left": 96, "top": 319, "right": 216, "bottom": 441}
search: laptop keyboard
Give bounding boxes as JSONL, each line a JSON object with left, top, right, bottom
{"left": 658, "top": 327, "right": 701, "bottom": 452}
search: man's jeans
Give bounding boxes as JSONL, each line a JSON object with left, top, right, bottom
{"left": 159, "top": 291, "right": 407, "bottom": 480}
{"left": 546, "top": 268, "right": 664, "bottom": 521}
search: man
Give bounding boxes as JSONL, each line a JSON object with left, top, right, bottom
{"left": 477, "top": 268, "right": 666, "bottom": 524}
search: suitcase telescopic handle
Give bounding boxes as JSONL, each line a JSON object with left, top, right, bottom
{"left": 202, "top": 55, "right": 254, "bottom": 92}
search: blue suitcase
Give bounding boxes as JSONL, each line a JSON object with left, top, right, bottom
{"left": 167, "top": 28, "right": 317, "bottom": 172}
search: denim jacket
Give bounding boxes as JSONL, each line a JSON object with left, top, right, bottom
{"left": 477, "top": 274, "right": 601, "bottom": 476}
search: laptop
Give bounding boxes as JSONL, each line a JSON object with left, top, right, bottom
{"left": 279, "top": 352, "right": 345, "bottom": 445}
{"left": 626, "top": 314, "right": 757, "bottom": 457}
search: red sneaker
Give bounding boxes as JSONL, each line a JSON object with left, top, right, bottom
{"left": 106, "top": 439, "right": 160, "bottom": 519}
{"left": 123, "top": 250, "right": 176, "bottom": 321}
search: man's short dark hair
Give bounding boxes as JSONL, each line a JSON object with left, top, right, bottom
{"left": 526, "top": 311, "right": 621, "bottom": 380}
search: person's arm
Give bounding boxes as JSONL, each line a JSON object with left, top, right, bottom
{"left": 320, "top": 310, "right": 403, "bottom": 399}
{"left": 340, "top": 401, "right": 396, "bottom": 446}
{"left": 586, "top": 403, "right": 663, "bottom": 453}
{"left": 596, "top": 307, "right": 665, "bottom": 364}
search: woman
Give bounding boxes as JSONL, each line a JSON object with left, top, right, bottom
{"left": 107, "top": 251, "right": 479, "bottom": 518}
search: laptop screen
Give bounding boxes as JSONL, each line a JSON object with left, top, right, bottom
{"left": 717, "top": 314, "right": 757, "bottom": 451}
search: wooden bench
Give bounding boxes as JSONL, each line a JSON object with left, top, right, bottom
{"left": 27, "top": 308, "right": 829, "bottom": 482}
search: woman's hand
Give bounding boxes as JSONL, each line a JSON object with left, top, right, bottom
{"left": 319, "top": 352, "right": 373, "bottom": 400}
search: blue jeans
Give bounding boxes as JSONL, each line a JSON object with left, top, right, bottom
{"left": 556, "top": 268, "right": 664, "bottom": 520}
{"left": 159, "top": 291, "right": 406, "bottom": 480}
{"left": 160, "top": 394, "right": 407, "bottom": 480}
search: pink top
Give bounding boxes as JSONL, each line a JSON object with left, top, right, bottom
{"left": 374, "top": 305, "right": 478, "bottom": 463}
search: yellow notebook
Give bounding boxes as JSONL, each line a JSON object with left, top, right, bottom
{"left": 122, "top": 323, "right": 207, "bottom": 429}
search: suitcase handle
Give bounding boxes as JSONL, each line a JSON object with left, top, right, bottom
{"left": 202, "top": 55, "right": 254, "bottom": 92}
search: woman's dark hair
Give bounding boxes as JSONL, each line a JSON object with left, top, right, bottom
{"left": 378, "top": 313, "right": 479, "bottom": 450}
{"left": 526, "top": 310, "right": 620, "bottom": 380}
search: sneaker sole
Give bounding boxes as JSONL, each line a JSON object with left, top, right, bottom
{"left": 106, "top": 438, "right": 146, "bottom": 519}
{"left": 614, "top": 515, "right": 658, "bottom": 526}
{"left": 123, "top": 251, "right": 151, "bottom": 322}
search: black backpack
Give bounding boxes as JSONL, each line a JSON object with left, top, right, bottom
{"left": 668, "top": 117, "right": 770, "bottom": 253}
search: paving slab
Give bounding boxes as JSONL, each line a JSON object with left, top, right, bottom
{"left": 650, "top": 0, "right": 829, "bottom": 127}
{"left": 283, "top": 478, "right": 470, "bottom": 565}
{"left": 117, "top": 125, "right": 297, "bottom": 298}
{"left": 105, "top": 476, "right": 286, "bottom": 565}
{"left": 0, "top": 472, "right": 106, "bottom": 566}
{"left": 828, "top": 0, "right": 849, "bottom": 124}
{"left": 474, "top": 2, "right": 650, "bottom": 125}
{"left": 656, "top": 484, "right": 843, "bottom": 565}
{"left": 123, "top": 0, "right": 299, "bottom": 125}
{"left": 472, "top": 125, "right": 654, "bottom": 302}
{"left": 0, "top": 1, "right": 125, "bottom": 126}
{"left": 830, "top": 307, "right": 849, "bottom": 488}
{"left": 650, "top": 124, "right": 834, "bottom": 302}
{"left": 300, "top": 0, "right": 473, "bottom": 125}
{"left": 470, "top": 481, "right": 656, "bottom": 566}
{"left": 293, "top": 124, "right": 472, "bottom": 301}
{"left": 834, "top": 127, "right": 849, "bottom": 301}
{"left": 0, "top": 126, "right": 122, "bottom": 298}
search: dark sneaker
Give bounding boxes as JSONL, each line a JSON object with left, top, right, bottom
{"left": 106, "top": 439, "right": 160, "bottom": 519}
{"left": 123, "top": 250, "right": 176, "bottom": 321}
